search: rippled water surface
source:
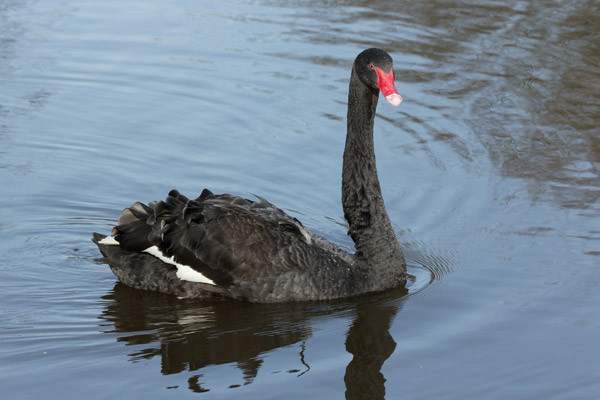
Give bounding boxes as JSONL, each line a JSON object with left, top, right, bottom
{"left": 1, "top": 1, "right": 599, "bottom": 399}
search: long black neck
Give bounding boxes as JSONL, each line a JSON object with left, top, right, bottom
{"left": 342, "top": 66, "right": 404, "bottom": 269}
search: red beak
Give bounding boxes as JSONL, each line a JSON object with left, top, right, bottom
{"left": 375, "top": 67, "right": 402, "bottom": 106}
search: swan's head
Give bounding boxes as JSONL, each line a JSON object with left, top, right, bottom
{"left": 354, "top": 48, "right": 402, "bottom": 106}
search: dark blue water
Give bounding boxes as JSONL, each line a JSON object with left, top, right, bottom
{"left": 1, "top": 1, "right": 599, "bottom": 399}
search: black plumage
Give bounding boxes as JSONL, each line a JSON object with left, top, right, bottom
{"left": 93, "top": 48, "right": 407, "bottom": 302}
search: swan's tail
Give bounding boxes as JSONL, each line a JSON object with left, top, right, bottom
{"left": 92, "top": 232, "right": 215, "bottom": 298}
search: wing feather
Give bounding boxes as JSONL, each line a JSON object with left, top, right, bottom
{"left": 134, "top": 190, "right": 318, "bottom": 289}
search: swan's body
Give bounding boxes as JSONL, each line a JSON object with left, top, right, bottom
{"left": 93, "top": 48, "right": 406, "bottom": 303}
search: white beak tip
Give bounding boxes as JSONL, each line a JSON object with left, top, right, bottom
{"left": 385, "top": 93, "right": 403, "bottom": 106}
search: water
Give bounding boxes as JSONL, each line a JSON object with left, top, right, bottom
{"left": 1, "top": 0, "right": 598, "bottom": 398}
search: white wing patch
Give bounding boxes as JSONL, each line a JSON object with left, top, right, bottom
{"left": 143, "top": 246, "right": 216, "bottom": 285}
{"left": 99, "top": 235, "right": 120, "bottom": 245}
{"left": 100, "top": 235, "right": 215, "bottom": 285}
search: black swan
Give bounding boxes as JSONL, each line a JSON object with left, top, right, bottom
{"left": 93, "top": 48, "right": 406, "bottom": 302}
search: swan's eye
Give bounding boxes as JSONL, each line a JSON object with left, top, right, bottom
{"left": 369, "top": 63, "right": 375, "bottom": 69}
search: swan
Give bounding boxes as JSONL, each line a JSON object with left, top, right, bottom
{"left": 93, "top": 48, "right": 406, "bottom": 302}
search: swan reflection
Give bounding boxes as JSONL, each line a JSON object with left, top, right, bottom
{"left": 100, "top": 283, "right": 407, "bottom": 396}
